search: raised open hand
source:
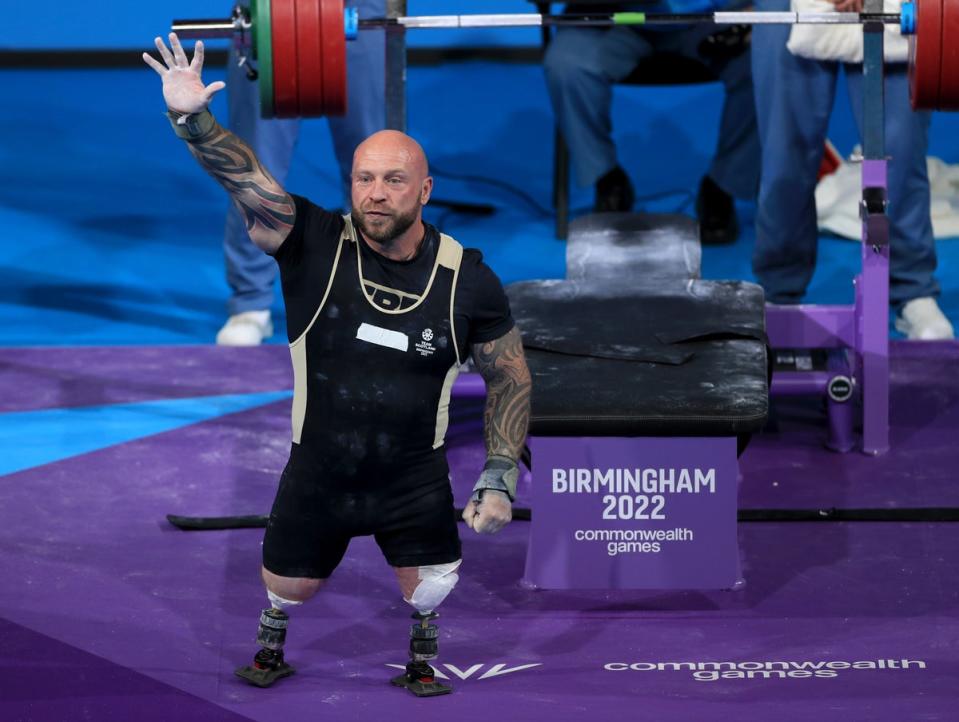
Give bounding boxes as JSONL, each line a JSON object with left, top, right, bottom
{"left": 142, "top": 33, "right": 225, "bottom": 114}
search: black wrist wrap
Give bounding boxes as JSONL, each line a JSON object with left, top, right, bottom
{"left": 167, "top": 109, "right": 217, "bottom": 142}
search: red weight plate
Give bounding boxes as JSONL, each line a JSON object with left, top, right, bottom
{"left": 296, "top": 0, "right": 325, "bottom": 115}
{"left": 320, "top": 0, "right": 348, "bottom": 116}
{"left": 909, "top": 0, "right": 943, "bottom": 110}
{"left": 939, "top": 0, "right": 959, "bottom": 109}
{"left": 271, "top": 0, "right": 300, "bottom": 118}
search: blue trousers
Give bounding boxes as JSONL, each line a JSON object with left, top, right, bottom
{"left": 543, "top": 22, "right": 760, "bottom": 200}
{"left": 224, "top": 0, "right": 385, "bottom": 315}
{"left": 751, "top": 0, "right": 938, "bottom": 306}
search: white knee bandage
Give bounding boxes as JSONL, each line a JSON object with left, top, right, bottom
{"left": 405, "top": 560, "right": 462, "bottom": 614}
{"left": 268, "top": 589, "right": 304, "bottom": 611}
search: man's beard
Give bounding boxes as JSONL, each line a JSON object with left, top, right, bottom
{"left": 352, "top": 205, "right": 419, "bottom": 248}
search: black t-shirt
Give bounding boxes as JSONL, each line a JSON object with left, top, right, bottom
{"left": 272, "top": 195, "right": 514, "bottom": 359}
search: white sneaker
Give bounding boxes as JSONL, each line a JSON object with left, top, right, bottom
{"left": 215, "top": 310, "right": 274, "bottom": 346}
{"left": 894, "top": 297, "right": 955, "bottom": 340}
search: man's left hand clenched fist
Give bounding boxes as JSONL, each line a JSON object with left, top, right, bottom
{"left": 462, "top": 489, "right": 513, "bottom": 534}
{"left": 462, "top": 456, "right": 519, "bottom": 534}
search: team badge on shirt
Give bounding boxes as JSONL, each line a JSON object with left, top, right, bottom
{"left": 416, "top": 328, "right": 437, "bottom": 357}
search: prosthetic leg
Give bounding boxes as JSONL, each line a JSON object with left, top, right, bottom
{"left": 390, "top": 561, "right": 461, "bottom": 696}
{"left": 235, "top": 608, "right": 296, "bottom": 687}
{"left": 390, "top": 610, "right": 452, "bottom": 697}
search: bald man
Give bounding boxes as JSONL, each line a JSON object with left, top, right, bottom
{"left": 145, "top": 35, "right": 531, "bottom": 697}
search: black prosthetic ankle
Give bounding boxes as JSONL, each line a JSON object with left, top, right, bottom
{"left": 390, "top": 611, "right": 452, "bottom": 697}
{"left": 235, "top": 608, "right": 296, "bottom": 688}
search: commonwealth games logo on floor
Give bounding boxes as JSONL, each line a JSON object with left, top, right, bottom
{"left": 604, "top": 658, "right": 928, "bottom": 681}
{"left": 386, "top": 662, "right": 541, "bottom": 681}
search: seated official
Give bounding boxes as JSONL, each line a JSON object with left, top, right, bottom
{"left": 544, "top": 0, "right": 760, "bottom": 244}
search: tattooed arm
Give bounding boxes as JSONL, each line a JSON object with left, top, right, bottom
{"left": 143, "top": 33, "right": 294, "bottom": 254}
{"left": 472, "top": 326, "right": 532, "bottom": 462}
{"left": 462, "top": 326, "right": 532, "bottom": 535}
{"left": 183, "top": 127, "right": 294, "bottom": 254}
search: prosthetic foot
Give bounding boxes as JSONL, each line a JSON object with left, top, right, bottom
{"left": 390, "top": 611, "right": 452, "bottom": 697}
{"left": 235, "top": 608, "right": 296, "bottom": 688}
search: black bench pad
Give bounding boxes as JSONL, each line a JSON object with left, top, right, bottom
{"left": 508, "top": 279, "right": 769, "bottom": 437}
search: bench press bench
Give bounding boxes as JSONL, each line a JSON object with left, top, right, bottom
{"left": 508, "top": 213, "right": 769, "bottom": 589}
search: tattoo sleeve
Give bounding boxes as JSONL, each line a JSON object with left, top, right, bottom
{"left": 471, "top": 326, "right": 532, "bottom": 461}
{"left": 185, "top": 123, "right": 295, "bottom": 253}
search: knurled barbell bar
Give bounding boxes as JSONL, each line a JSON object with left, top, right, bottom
{"left": 172, "top": 0, "right": 957, "bottom": 119}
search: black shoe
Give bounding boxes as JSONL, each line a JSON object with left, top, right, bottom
{"left": 695, "top": 175, "right": 739, "bottom": 245}
{"left": 594, "top": 166, "right": 635, "bottom": 213}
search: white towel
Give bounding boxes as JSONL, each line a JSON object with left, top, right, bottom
{"left": 816, "top": 148, "right": 959, "bottom": 240}
{"left": 787, "top": 0, "right": 909, "bottom": 63}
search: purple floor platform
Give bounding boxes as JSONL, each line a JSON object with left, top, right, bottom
{"left": 2, "top": 343, "right": 958, "bottom": 721}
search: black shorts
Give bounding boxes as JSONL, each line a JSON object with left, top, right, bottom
{"left": 262, "top": 464, "right": 462, "bottom": 579}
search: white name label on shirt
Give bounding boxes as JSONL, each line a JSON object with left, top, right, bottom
{"left": 356, "top": 323, "right": 409, "bottom": 353}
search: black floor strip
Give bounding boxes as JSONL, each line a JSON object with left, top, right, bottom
{"left": 166, "top": 507, "right": 959, "bottom": 530}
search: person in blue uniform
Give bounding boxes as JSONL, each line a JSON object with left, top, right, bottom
{"left": 544, "top": 1, "right": 761, "bottom": 243}
{"left": 145, "top": 33, "right": 532, "bottom": 697}
{"left": 216, "top": 0, "right": 386, "bottom": 346}
{"left": 750, "top": 0, "right": 953, "bottom": 339}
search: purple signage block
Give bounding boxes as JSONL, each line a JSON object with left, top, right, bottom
{"left": 524, "top": 436, "right": 739, "bottom": 589}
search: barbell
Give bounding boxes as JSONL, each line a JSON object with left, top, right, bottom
{"left": 172, "top": 0, "right": 958, "bottom": 118}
